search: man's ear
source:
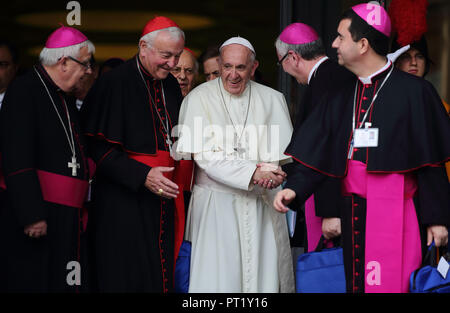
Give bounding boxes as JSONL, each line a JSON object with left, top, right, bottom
{"left": 139, "top": 40, "right": 148, "bottom": 51}
{"left": 251, "top": 59, "right": 259, "bottom": 76}
{"left": 359, "top": 38, "right": 370, "bottom": 55}
{"left": 59, "top": 57, "right": 68, "bottom": 72}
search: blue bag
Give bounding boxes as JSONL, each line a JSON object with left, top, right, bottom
{"left": 296, "top": 236, "right": 346, "bottom": 293}
{"left": 174, "top": 240, "right": 191, "bottom": 293}
{"left": 410, "top": 242, "right": 450, "bottom": 293}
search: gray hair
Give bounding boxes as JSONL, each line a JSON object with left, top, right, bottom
{"left": 275, "top": 36, "right": 325, "bottom": 61}
{"left": 140, "top": 27, "right": 185, "bottom": 48}
{"left": 39, "top": 40, "right": 95, "bottom": 66}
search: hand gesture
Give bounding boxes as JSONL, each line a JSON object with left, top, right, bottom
{"left": 273, "top": 188, "right": 296, "bottom": 213}
{"left": 144, "top": 166, "right": 179, "bottom": 199}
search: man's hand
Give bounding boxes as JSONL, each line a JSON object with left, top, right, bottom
{"left": 273, "top": 188, "right": 296, "bottom": 213}
{"left": 322, "top": 217, "right": 341, "bottom": 240}
{"left": 253, "top": 163, "right": 287, "bottom": 189}
{"left": 427, "top": 225, "right": 448, "bottom": 247}
{"left": 24, "top": 220, "right": 47, "bottom": 238}
{"left": 144, "top": 166, "right": 179, "bottom": 199}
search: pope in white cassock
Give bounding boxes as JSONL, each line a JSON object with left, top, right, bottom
{"left": 175, "top": 37, "right": 295, "bottom": 293}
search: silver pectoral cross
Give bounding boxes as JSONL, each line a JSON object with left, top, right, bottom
{"left": 68, "top": 156, "right": 80, "bottom": 177}
{"left": 234, "top": 141, "right": 246, "bottom": 156}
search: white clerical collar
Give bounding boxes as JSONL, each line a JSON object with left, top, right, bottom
{"left": 358, "top": 60, "right": 391, "bottom": 85}
{"left": 0, "top": 92, "right": 5, "bottom": 110}
{"left": 307, "top": 56, "right": 329, "bottom": 85}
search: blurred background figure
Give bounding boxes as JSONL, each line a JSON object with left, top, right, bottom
{"left": 171, "top": 47, "right": 198, "bottom": 97}
{"left": 0, "top": 40, "right": 19, "bottom": 109}
{"left": 395, "top": 37, "right": 430, "bottom": 78}
{"left": 390, "top": 0, "right": 450, "bottom": 181}
{"left": 99, "top": 57, "right": 124, "bottom": 75}
{"left": 198, "top": 44, "right": 220, "bottom": 82}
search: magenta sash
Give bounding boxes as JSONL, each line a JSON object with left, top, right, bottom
{"left": 0, "top": 165, "right": 88, "bottom": 208}
{"left": 37, "top": 170, "right": 89, "bottom": 209}
{"left": 305, "top": 195, "right": 323, "bottom": 252}
{"left": 342, "top": 160, "right": 422, "bottom": 293}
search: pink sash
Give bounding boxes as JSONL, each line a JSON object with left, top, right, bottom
{"left": 342, "top": 160, "right": 422, "bottom": 293}
{"left": 305, "top": 195, "right": 323, "bottom": 252}
{"left": 37, "top": 170, "right": 89, "bottom": 209}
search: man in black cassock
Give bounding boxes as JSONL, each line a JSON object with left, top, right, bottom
{"left": 81, "top": 17, "right": 187, "bottom": 292}
{"left": 0, "top": 26, "right": 94, "bottom": 292}
{"left": 274, "top": 3, "right": 449, "bottom": 293}
{"left": 274, "top": 23, "right": 354, "bottom": 254}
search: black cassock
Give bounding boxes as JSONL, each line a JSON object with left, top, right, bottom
{"left": 286, "top": 58, "right": 354, "bottom": 250}
{"left": 285, "top": 64, "right": 450, "bottom": 293}
{"left": 0, "top": 65, "right": 89, "bottom": 292}
{"left": 81, "top": 56, "right": 183, "bottom": 292}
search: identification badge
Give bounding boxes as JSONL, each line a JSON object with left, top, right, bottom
{"left": 353, "top": 128, "right": 379, "bottom": 148}
{"left": 437, "top": 256, "right": 449, "bottom": 279}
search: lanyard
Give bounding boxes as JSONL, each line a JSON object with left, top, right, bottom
{"left": 348, "top": 65, "right": 393, "bottom": 160}
{"left": 352, "top": 65, "right": 393, "bottom": 133}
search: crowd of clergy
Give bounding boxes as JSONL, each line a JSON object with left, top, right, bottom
{"left": 0, "top": 0, "right": 448, "bottom": 293}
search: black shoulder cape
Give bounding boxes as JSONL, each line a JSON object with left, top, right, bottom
{"left": 285, "top": 67, "right": 450, "bottom": 177}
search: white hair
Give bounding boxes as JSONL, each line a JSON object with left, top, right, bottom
{"left": 275, "top": 36, "right": 325, "bottom": 61}
{"left": 39, "top": 40, "right": 95, "bottom": 66}
{"left": 140, "top": 27, "right": 185, "bottom": 48}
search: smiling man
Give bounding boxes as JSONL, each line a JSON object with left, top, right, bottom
{"left": 176, "top": 36, "right": 295, "bottom": 292}
{"left": 0, "top": 26, "right": 94, "bottom": 292}
{"left": 81, "top": 16, "right": 188, "bottom": 292}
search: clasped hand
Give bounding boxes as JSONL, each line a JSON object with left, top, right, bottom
{"left": 252, "top": 163, "right": 287, "bottom": 189}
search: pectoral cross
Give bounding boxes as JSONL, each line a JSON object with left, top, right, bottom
{"left": 68, "top": 156, "right": 80, "bottom": 177}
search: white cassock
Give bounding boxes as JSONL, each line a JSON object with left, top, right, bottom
{"left": 175, "top": 78, "right": 295, "bottom": 293}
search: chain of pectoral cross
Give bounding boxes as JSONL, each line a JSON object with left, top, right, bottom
{"left": 34, "top": 67, "right": 80, "bottom": 176}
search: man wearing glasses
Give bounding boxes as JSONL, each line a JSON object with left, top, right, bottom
{"left": 81, "top": 16, "right": 189, "bottom": 292}
{"left": 274, "top": 23, "right": 354, "bottom": 259}
{"left": 0, "top": 26, "right": 94, "bottom": 292}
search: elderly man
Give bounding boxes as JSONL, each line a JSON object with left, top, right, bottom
{"left": 176, "top": 36, "right": 295, "bottom": 293}
{"left": 274, "top": 3, "right": 449, "bottom": 293}
{"left": 81, "top": 16, "right": 188, "bottom": 292}
{"left": 171, "top": 48, "right": 198, "bottom": 97}
{"left": 0, "top": 26, "right": 94, "bottom": 292}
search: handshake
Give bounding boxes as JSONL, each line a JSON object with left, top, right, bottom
{"left": 252, "top": 162, "right": 287, "bottom": 189}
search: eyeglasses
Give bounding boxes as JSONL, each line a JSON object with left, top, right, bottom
{"left": 277, "top": 52, "right": 289, "bottom": 66}
{"left": 67, "top": 56, "right": 92, "bottom": 70}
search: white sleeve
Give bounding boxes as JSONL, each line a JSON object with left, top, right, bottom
{"left": 194, "top": 150, "right": 257, "bottom": 191}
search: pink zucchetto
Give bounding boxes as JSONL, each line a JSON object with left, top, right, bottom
{"left": 279, "top": 23, "right": 319, "bottom": 45}
{"left": 352, "top": 2, "right": 391, "bottom": 37}
{"left": 45, "top": 25, "right": 88, "bottom": 48}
